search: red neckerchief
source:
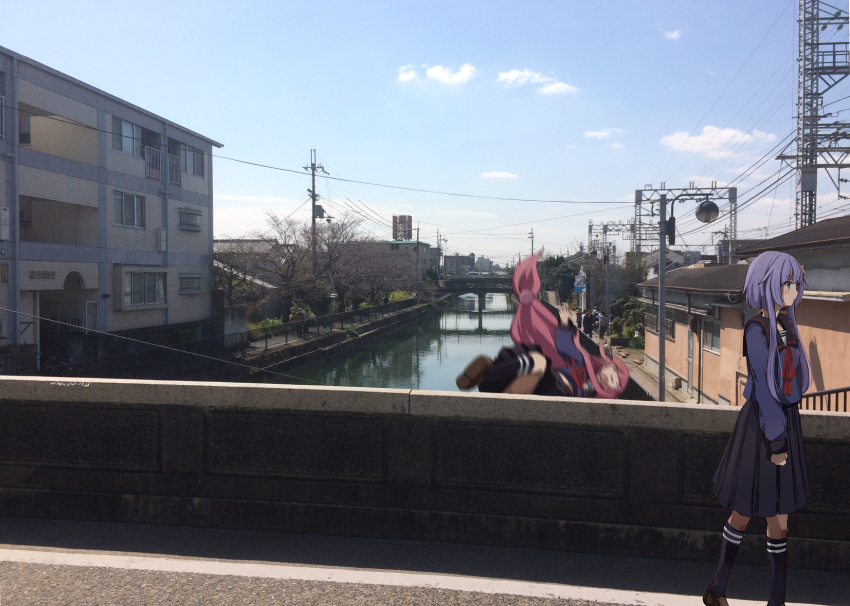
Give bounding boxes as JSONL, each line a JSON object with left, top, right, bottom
{"left": 779, "top": 314, "right": 796, "bottom": 395}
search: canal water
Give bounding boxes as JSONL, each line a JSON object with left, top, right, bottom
{"left": 285, "top": 294, "right": 517, "bottom": 391}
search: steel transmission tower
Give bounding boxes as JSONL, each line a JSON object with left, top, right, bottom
{"left": 790, "top": 0, "right": 850, "bottom": 227}
{"left": 587, "top": 220, "right": 634, "bottom": 254}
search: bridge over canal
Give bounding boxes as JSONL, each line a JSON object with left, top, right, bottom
{"left": 439, "top": 276, "right": 513, "bottom": 310}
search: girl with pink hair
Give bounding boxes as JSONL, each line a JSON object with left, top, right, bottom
{"left": 456, "top": 252, "right": 629, "bottom": 398}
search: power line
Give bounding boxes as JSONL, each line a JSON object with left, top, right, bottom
{"left": 0, "top": 306, "right": 325, "bottom": 385}
{"left": 11, "top": 106, "right": 630, "bottom": 206}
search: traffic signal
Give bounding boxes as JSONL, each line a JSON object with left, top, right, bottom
{"left": 666, "top": 216, "right": 676, "bottom": 245}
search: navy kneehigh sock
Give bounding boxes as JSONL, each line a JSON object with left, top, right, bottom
{"left": 709, "top": 522, "right": 744, "bottom": 597}
{"left": 767, "top": 537, "right": 787, "bottom": 606}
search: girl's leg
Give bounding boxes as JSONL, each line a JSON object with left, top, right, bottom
{"left": 766, "top": 514, "right": 789, "bottom": 606}
{"left": 706, "top": 511, "right": 751, "bottom": 604}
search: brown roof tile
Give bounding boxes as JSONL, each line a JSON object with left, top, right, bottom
{"left": 638, "top": 263, "right": 749, "bottom": 294}
{"left": 736, "top": 214, "right": 850, "bottom": 256}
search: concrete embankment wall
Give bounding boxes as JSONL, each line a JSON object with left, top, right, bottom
{"left": 0, "top": 377, "right": 848, "bottom": 570}
{"left": 192, "top": 297, "right": 452, "bottom": 382}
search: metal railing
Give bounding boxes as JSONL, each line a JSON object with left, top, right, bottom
{"left": 243, "top": 298, "right": 420, "bottom": 349}
{"left": 40, "top": 298, "right": 421, "bottom": 380}
{"left": 39, "top": 302, "right": 87, "bottom": 334}
{"left": 815, "top": 42, "right": 850, "bottom": 70}
{"left": 144, "top": 146, "right": 161, "bottom": 180}
{"left": 168, "top": 154, "right": 181, "bottom": 185}
{"left": 801, "top": 386, "right": 850, "bottom": 413}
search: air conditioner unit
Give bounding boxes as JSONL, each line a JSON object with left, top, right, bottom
{"left": 157, "top": 227, "right": 167, "bottom": 252}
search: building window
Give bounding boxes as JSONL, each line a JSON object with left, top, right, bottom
{"left": 644, "top": 304, "right": 675, "bottom": 340}
{"left": 112, "top": 117, "right": 142, "bottom": 157}
{"left": 123, "top": 271, "right": 166, "bottom": 306}
{"left": 645, "top": 304, "right": 658, "bottom": 335}
{"left": 179, "top": 275, "right": 202, "bottom": 294}
{"left": 702, "top": 318, "right": 721, "bottom": 353}
{"left": 0, "top": 95, "right": 5, "bottom": 140}
{"left": 168, "top": 140, "right": 205, "bottom": 177}
{"left": 178, "top": 210, "right": 202, "bottom": 231}
{"left": 113, "top": 192, "right": 145, "bottom": 228}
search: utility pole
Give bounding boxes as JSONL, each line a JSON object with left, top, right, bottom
{"left": 528, "top": 229, "right": 534, "bottom": 256}
{"left": 415, "top": 222, "right": 421, "bottom": 288}
{"left": 303, "top": 149, "right": 327, "bottom": 277}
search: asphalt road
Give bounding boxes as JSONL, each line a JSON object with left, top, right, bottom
{"left": 0, "top": 518, "right": 846, "bottom": 606}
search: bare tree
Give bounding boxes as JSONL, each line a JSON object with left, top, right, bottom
{"left": 213, "top": 236, "right": 271, "bottom": 308}
{"left": 315, "top": 213, "right": 365, "bottom": 308}
{"left": 251, "top": 212, "right": 313, "bottom": 321}
{"left": 350, "top": 239, "right": 403, "bottom": 305}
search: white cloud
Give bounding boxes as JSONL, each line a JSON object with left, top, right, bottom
{"left": 498, "top": 69, "right": 578, "bottom": 95}
{"left": 497, "top": 69, "right": 552, "bottom": 86}
{"left": 397, "top": 65, "right": 417, "bottom": 82}
{"left": 660, "top": 126, "right": 776, "bottom": 159}
{"left": 480, "top": 171, "right": 518, "bottom": 179}
{"left": 663, "top": 30, "right": 681, "bottom": 40}
{"left": 584, "top": 128, "right": 624, "bottom": 139}
{"left": 538, "top": 81, "right": 579, "bottom": 95}
{"left": 426, "top": 63, "right": 476, "bottom": 84}
{"left": 611, "top": 142, "right": 625, "bottom": 149}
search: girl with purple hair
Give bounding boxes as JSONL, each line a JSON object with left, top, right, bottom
{"left": 704, "top": 251, "right": 811, "bottom": 606}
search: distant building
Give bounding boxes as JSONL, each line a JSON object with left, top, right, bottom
{"left": 444, "top": 253, "right": 476, "bottom": 275}
{"left": 386, "top": 240, "right": 438, "bottom": 282}
{"left": 0, "top": 45, "right": 221, "bottom": 360}
{"left": 475, "top": 256, "right": 494, "bottom": 273}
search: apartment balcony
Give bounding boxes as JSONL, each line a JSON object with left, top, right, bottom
{"left": 20, "top": 197, "right": 98, "bottom": 248}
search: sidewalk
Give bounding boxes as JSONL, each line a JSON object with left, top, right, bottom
{"left": 0, "top": 518, "right": 844, "bottom": 605}
{"left": 614, "top": 346, "right": 697, "bottom": 403}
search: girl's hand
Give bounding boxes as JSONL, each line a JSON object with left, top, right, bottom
{"left": 770, "top": 452, "right": 788, "bottom": 466}
{"left": 558, "top": 303, "right": 576, "bottom": 327}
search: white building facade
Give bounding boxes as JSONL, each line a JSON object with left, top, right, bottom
{"left": 0, "top": 46, "right": 221, "bottom": 354}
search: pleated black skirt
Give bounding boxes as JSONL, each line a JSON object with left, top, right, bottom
{"left": 712, "top": 400, "right": 810, "bottom": 517}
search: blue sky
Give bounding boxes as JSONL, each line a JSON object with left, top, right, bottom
{"left": 6, "top": 0, "right": 850, "bottom": 267}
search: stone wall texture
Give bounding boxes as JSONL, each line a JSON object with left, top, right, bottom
{"left": 0, "top": 377, "right": 848, "bottom": 571}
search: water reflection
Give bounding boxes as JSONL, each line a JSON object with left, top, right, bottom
{"left": 282, "top": 294, "right": 516, "bottom": 392}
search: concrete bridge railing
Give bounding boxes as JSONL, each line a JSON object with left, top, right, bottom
{"left": 0, "top": 376, "right": 848, "bottom": 571}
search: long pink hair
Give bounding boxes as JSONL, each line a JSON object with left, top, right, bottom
{"left": 511, "top": 253, "right": 566, "bottom": 368}
{"left": 510, "top": 252, "right": 630, "bottom": 398}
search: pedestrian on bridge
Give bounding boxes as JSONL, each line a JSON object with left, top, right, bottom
{"left": 704, "top": 251, "right": 811, "bottom": 606}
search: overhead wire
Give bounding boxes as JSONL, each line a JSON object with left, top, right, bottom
{"left": 651, "top": 0, "right": 795, "bottom": 185}
{"left": 0, "top": 307, "right": 326, "bottom": 385}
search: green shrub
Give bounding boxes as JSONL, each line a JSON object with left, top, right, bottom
{"left": 388, "top": 290, "right": 411, "bottom": 302}
{"left": 248, "top": 318, "right": 283, "bottom": 331}
{"left": 630, "top": 336, "right": 645, "bottom": 350}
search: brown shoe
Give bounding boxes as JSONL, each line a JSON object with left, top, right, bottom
{"left": 703, "top": 588, "right": 729, "bottom": 606}
{"left": 456, "top": 355, "right": 493, "bottom": 390}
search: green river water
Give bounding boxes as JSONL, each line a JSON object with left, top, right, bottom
{"left": 282, "top": 294, "right": 517, "bottom": 392}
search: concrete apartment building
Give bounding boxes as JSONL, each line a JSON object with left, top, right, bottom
{"left": 0, "top": 46, "right": 221, "bottom": 362}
